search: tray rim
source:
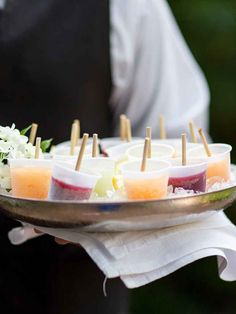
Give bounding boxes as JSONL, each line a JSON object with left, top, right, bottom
{"left": 0, "top": 182, "right": 235, "bottom": 206}
{"left": 0, "top": 166, "right": 236, "bottom": 230}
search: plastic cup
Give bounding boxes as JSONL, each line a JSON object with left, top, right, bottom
{"left": 171, "top": 142, "right": 200, "bottom": 158}
{"left": 101, "top": 137, "right": 141, "bottom": 150}
{"left": 126, "top": 143, "right": 174, "bottom": 161}
{"left": 106, "top": 141, "right": 143, "bottom": 160}
{"left": 120, "top": 160, "right": 171, "bottom": 200}
{"left": 106, "top": 141, "right": 143, "bottom": 173}
{"left": 188, "top": 144, "right": 232, "bottom": 182}
{"left": 52, "top": 144, "right": 92, "bottom": 157}
{"left": 148, "top": 139, "right": 180, "bottom": 146}
{"left": 48, "top": 162, "right": 101, "bottom": 201}
{"left": 168, "top": 158, "right": 207, "bottom": 192}
{"left": 149, "top": 139, "right": 200, "bottom": 158}
{"left": 81, "top": 157, "right": 115, "bottom": 197}
{"left": 54, "top": 138, "right": 95, "bottom": 149}
{"left": 9, "top": 159, "right": 53, "bottom": 199}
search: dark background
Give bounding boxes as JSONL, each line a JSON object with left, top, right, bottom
{"left": 130, "top": 1, "right": 236, "bottom": 313}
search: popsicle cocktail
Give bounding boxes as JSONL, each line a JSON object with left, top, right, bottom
{"left": 82, "top": 157, "right": 115, "bottom": 197}
{"left": 48, "top": 162, "right": 100, "bottom": 201}
{"left": 168, "top": 159, "right": 207, "bottom": 192}
{"left": 126, "top": 143, "right": 174, "bottom": 161}
{"left": 10, "top": 159, "right": 53, "bottom": 199}
{"left": 188, "top": 144, "right": 232, "bottom": 182}
{"left": 121, "top": 160, "right": 170, "bottom": 200}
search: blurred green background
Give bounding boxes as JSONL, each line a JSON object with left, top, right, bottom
{"left": 130, "top": 1, "right": 236, "bottom": 313}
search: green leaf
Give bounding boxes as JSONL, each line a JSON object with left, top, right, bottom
{"left": 40, "top": 138, "right": 53, "bottom": 153}
{"left": 20, "top": 125, "right": 32, "bottom": 136}
{"left": 0, "top": 152, "right": 8, "bottom": 162}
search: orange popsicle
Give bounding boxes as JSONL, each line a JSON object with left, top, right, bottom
{"left": 11, "top": 167, "right": 52, "bottom": 199}
{"left": 124, "top": 176, "right": 168, "bottom": 200}
{"left": 207, "top": 157, "right": 230, "bottom": 182}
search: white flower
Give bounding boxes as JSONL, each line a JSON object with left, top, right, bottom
{"left": 0, "top": 163, "right": 11, "bottom": 190}
{"left": 0, "top": 124, "right": 28, "bottom": 145}
{"left": 0, "top": 140, "right": 11, "bottom": 153}
{"left": 0, "top": 124, "right": 43, "bottom": 191}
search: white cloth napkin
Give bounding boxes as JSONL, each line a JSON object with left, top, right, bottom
{"left": 8, "top": 211, "right": 236, "bottom": 288}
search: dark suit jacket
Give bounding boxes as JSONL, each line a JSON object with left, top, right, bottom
{"left": 0, "top": 1, "right": 128, "bottom": 313}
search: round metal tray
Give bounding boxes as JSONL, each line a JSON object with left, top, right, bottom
{"left": 0, "top": 169, "right": 236, "bottom": 231}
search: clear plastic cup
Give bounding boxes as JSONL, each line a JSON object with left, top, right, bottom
{"left": 106, "top": 141, "right": 143, "bottom": 160}
{"left": 126, "top": 143, "right": 174, "bottom": 161}
{"left": 101, "top": 137, "right": 142, "bottom": 150}
{"left": 54, "top": 138, "right": 95, "bottom": 149}
{"left": 81, "top": 157, "right": 115, "bottom": 197}
{"left": 120, "top": 160, "right": 171, "bottom": 200}
{"left": 150, "top": 139, "right": 200, "bottom": 158}
{"left": 171, "top": 142, "right": 200, "bottom": 158}
{"left": 52, "top": 144, "right": 93, "bottom": 158}
{"left": 48, "top": 162, "right": 101, "bottom": 201}
{"left": 106, "top": 141, "right": 143, "bottom": 173}
{"left": 148, "top": 139, "right": 180, "bottom": 146}
{"left": 168, "top": 158, "right": 207, "bottom": 192}
{"left": 188, "top": 144, "right": 232, "bottom": 182}
{"left": 9, "top": 159, "right": 53, "bottom": 199}
{"left": 52, "top": 154, "right": 78, "bottom": 162}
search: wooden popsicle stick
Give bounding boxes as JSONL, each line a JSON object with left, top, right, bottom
{"left": 146, "top": 127, "right": 152, "bottom": 158}
{"left": 140, "top": 138, "right": 150, "bottom": 172}
{"left": 92, "top": 133, "right": 98, "bottom": 158}
{"left": 198, "top": 128, "right": 212, "bottom": 157}
{"left": 35, "top": 137, "right": 41, "bottom": 159}
{"left": 159, "top": 115, "right": 166, "bottom": 139}
{"left": 189, "top": 121, "right": 197, "bottom": 143}
{"left": 75, "top": 133, "right": 89, "bottom": 171}
{"left": 181, "top": 133, "right": 187, "bottom": 166}
{"left": 74, "top": 119, "right": 80, "bottom": 146}
{"left": 126, "top": 118, "right": 132, "bottom": 142}
{"left": 29, "top": 123, "right": 38, "bottom": 145}
{"left": 120, "top": 115, "right": 126, "bottom": 141}
{"left": 70, "top": 122, "right": 78, "bottom": 156}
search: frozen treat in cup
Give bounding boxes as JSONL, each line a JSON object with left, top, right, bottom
{"left": 120, "top": 159, "right": 171, "bottom": 200}
{"left": 126, "top": 143, "right": 174, "bottom": 161}
{"left": 171, "top": 142, "right": 200, "bottom": 158}
{"left": 100, "top": 137, "right": 124, "bottom": 149}
{"left": 9, "top": 159, "right": 53, "bottom": 199}
{"left": 188, "top": 143, "right": 232, "bottom": 182}
{"left": 106, "top": 141, "right": 143, "bottom": 173}
{"left": 49, "top": 133, "right": 101, "bottom": 201}
{"left": 149, "top": 139, "right": 200, "bottom": 158}
{"left": 106, "top": 141, "right": 143, "bottom": 160}
{"left": 168, "top": 158, "right": 207, "bottom": 193}
{"left": 100, "top": 137, "right": 142, "bottom": 150}
{"left": 82, "top": 157, "right": 115, "bottom": 197}
{"left": 48, "top": 162, "right": 101, "bottom": 201}
{"left": 52, "top": 145, "right": 92, "bottom": 159}
{"left": 52, "top": 153, "right": 78, "bottom": 162}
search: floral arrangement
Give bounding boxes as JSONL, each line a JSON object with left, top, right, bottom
{"left": 0, "top": 124, "right": 41, "bottom": 191}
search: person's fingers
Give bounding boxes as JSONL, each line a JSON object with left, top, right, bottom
{"left": 54, "top": 238, "right": 70, "bottom": 245}
{"left": 34, "top": 230, "right": 80, "bottom": 246}
{"left": 54, "top": 237, "right": 81, "bottom": 247}
{"left": 34, "top": 228, "right": 43, "bottom": 234}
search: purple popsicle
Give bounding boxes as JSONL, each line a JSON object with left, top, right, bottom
{"left": 169, "top": 170, "right": 206, "bottom": 193}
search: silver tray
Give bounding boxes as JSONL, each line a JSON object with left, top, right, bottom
{"left": 0, "top": 167, "right": 236, "bottom": 232}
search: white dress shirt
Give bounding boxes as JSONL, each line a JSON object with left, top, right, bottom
{"left": 110, "top": 0, "right": 210, "bottom": 138}
{"left": 0, "top": 0, "right": 5, "bottom": 8}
